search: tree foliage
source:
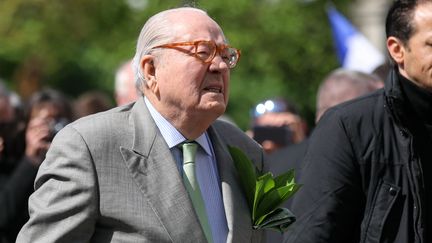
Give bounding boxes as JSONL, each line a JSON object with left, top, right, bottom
{"left": 0, "top": 0, "right": 349, "bottom": 129}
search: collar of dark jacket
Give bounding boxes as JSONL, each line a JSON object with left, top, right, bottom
{"left": 384, "top": 67, "right": 413, "bottom": 134}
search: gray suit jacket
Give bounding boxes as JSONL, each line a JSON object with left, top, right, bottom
{"left": 16, "top": 98, "right": 265, "bottom": 243}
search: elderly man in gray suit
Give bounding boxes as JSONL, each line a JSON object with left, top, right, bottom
{"left": 16, "top": 7, "right": 265, "bottom": 243}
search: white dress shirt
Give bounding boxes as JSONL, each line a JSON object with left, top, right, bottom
{"left": 144, "top": 97, "right": 228, "bottom": 243}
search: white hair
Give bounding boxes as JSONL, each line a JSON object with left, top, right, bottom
{"left": 132, "top": 7, "right": 209, "bottom": 94}
{"left": 115, "top": 60, "right": 133, "bottom": 96}
{"left": 316, "top": 68, "right": 383, "bottom": 122}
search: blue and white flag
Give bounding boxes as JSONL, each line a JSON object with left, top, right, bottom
{"left": 327, "top": 7, "right": 385, "bottom": 73}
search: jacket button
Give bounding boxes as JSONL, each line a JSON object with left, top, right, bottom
{"left": 389, "top": 187, "right": 397, "bottom": 196}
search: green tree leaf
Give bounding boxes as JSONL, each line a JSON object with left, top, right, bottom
{"left": 228, "top": 145, "right": 256, "bottom": 209}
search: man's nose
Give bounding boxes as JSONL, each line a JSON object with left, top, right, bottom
{"left": 209, "top": 55, "right": 229, "bottom": 71}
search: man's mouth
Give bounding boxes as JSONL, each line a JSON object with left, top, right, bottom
{"left": 203, "top": 87, "right": 222, "bottom": 93}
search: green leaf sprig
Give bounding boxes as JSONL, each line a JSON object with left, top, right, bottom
{"left": 228, "top": 146, "right": 301, "bottom": 232}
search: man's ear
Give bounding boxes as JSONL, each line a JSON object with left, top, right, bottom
{"left": 387, "top": 37, "right": 406, "bottom": 67}
{"left": 140, "top": 55, "right": 158, "bottom": 94}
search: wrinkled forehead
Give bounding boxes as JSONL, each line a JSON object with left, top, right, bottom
{"left": 165, "top": 9, "right": 226, "bottom": 42}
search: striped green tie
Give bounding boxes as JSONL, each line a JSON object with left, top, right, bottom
{"left": 181, "top": 142, "right": 213, "bottom": 243}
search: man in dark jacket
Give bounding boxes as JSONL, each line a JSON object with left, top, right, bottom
{"left": 285, "top": 0, "right": 432, "bottom": 242}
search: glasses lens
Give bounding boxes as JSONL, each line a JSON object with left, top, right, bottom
{"left": 196, "top": 42, "right": 215, "bottom": 62}
{"left": 226, "top": 48, "right": 239, "bottom": 68}
{"left": 219, "top": 47, "right": 239, "bottom": 68}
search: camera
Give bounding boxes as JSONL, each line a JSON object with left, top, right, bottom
{"left": 49, "top": 118, "right": 69, "bottom": 139}
{"left": 252, "top": 125, "right": 293, "bottom": 146}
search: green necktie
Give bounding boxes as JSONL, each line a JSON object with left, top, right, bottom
{"left": 181, "top": 142, "right": 213, "bottom": 243}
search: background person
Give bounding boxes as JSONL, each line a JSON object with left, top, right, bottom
{"left": 265, "top": 69, "right": 383, "bottom": 243}
{"left": 249, "top": 97, "right": 307, "bottom": 154}
{"left": 314, "top": 68, "right": 383, "bottom": 123}
{"left": 114, "top": 60, "right": 140, "bottom": 106}
{"left": 1, "top": 88, "right": 73, "bottom": 243}
{"left": 0, "top": 81, "right": 26, "bottom": 243}
{"left": 285, "top": 0, "right": 432, "bottom": 242}
{"left": 17, "top": 7, "right": 265, "bottom": 243}
{"left": 0, "top": 81, "right": 25, "bottom": 166}
{"left": 73, "top": 90, "right": 113, "bottom": 119}
{"left": 269, "top": 68, "right": 383, "bottom": 187}
{"left": 24, "top": 89, "right": 73, "bottom": 165}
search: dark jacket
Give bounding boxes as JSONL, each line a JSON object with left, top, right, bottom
{"left": 285, "top": 68, "right": 427, "bottom": 243}
{"left": 265, "top": 139, "right": 308, "bottom": 243}
{"left": 0, "top": 157, "right": 39, "bottom": 243}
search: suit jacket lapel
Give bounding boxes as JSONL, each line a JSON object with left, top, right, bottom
{"left": 208, "top": 125, "right": 253, "bottom": 242}
{"left": 121, "top": 98, "right": 206, "bottom": 242}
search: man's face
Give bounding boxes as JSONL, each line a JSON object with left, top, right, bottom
{"left": 149, "top": 11, "right": 230, "bottom": 119}
{"left": 116, "top": 62, "right": 139, "bottom": 106}
{"left": 253, "top": 112, "right": 306, "bottom": 154}
{"left": 30, "top": 103, "right": 64, "bottom": 124}
{"left": 398, "top": 2, "right": 432, "bottom": 91}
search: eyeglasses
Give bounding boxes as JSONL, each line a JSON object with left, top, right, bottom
{"left": 152, "top": 40, "right": 241, "bottom": 68}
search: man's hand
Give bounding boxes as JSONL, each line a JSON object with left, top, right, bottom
{"left": 25, "top": 113, "right": 52, "bottom": 166}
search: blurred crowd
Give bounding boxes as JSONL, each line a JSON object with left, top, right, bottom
{"left": 0, "top": 60, "right": 141, "bottom": 242}
{"left": 0, "top": 60, "right": 384, "bottom": 242}
{"left": 1, "top": 52, "right": 385, "bottom": 242}
{"left": 4, "top": 2, "right": 431, "bottom": 242}
{"left": 0, "top": 86, "right": 108, "bottom": 242}
{"left": 244, "top": 68, "right": 384, "bottom": 243}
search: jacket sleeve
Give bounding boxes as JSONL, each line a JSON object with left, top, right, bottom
{"left": 16, "top": 126, "right": 98, "bottom": 243}
{"left": 284, "top": 108, "right": 365, "bottom": 243}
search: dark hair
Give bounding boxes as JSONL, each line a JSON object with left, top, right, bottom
{"left": 385, "top": 0, "right": 427, "bottom": 45}
{"left": 27, "top": 89, "right": 73, "bottom": 122}
{"left": 74, "top": 91, "right": 113, "bottom": 119}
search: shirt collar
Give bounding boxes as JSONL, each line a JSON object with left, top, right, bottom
{"left": 144, "top": 97, "right": 212, "bottom": 155}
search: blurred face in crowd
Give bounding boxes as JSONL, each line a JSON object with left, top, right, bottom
{"left": 254, "top": 112, "right": 306, "bottom": 154}
{"left": 115, "top": 61, "right": 139, "bottom": 106}
{"left": 30, "top": 102, "right": 63, "bottom": 121}
{"left": 141, "top": 9, "right": 231, "bottom": 125}
{"left": 0, "top": 96, "right": 14, "bottom": 123}
{"left": 0, "top": 97, "right": 13, "bottom": 156}
{"left": 388, "top": 2, "right": 432, "bottom": 91}
{"left": 254, "top": 112, "right": 288, "bottom": 154}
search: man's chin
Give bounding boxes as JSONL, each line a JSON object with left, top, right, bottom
{"left": 199, "top": 102, "right": 226, "bottom": 116}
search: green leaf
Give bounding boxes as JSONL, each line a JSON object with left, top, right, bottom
{"left": 257, "top": 172, "right": 276, "bottom": 194}
{"left": 228, "top": 145, "right": 301, "bottom": 232}
{"left": 228, "top": 146, "right": 256, "bottom": 209}
{"left": 252, "top": 208, "right": 296, "bottom": 233}
{"left": 274, "top": 169, "right": 296, "bottom": 187}
{"left": 256, "top": 183, "right": 301, "bottom": 223}
{"left": 253, "top": 173, "right": 274, "bottom": 221}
